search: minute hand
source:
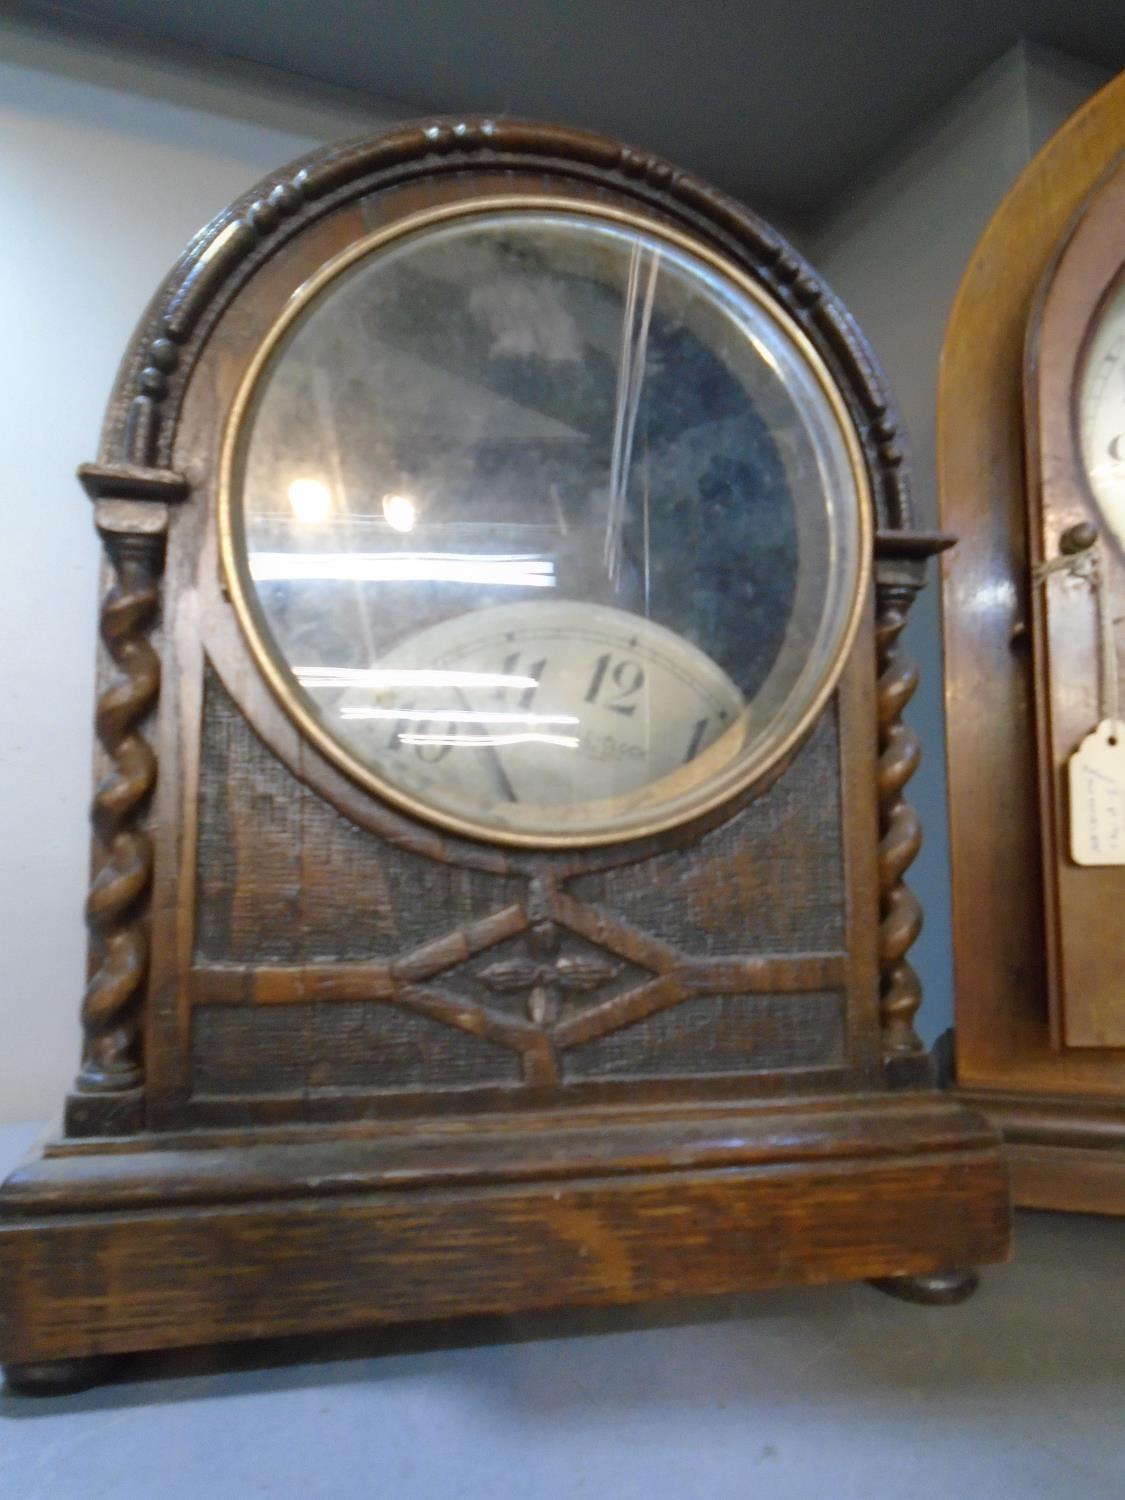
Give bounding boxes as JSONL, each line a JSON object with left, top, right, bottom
{"left": 450, "top": 686, "right": 520, "bottom": 804}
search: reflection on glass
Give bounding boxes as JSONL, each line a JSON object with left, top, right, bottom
{"left": 293, "top": 668, "right": 541, "bottom": 691}
{"left": 382, "top": 492, "right": 417, "bottom": 532}
{"left": 230, "top": 206, "right": 863, "bottom": 841}
{"left": 287, "top": 477, "right": 333, "bottom": 523}
{"left": 248, "top": 553, "right": 557, "bottom": 587}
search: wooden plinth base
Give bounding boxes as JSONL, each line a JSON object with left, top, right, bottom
{"left": 956, "top": 1088, "right": 1125, "bottom": 1216}
{"left": 0, "top": 1093, "right": 1010, "bottom": 1373}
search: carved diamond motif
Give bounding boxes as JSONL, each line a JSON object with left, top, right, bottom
{"left": 443, "top": 921, "right": 649, "bottom": 1028}
{"left": 479, "top": 937, "right": 621, "bottom": 1025}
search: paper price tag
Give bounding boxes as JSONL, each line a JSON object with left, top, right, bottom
{"left": 1069, "top": 720, "right": 1125, "bottom": 866}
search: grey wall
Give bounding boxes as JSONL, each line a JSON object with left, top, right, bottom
{"left": 812, "top": 42, "right": 1108, "bottom": 1044}
{"left": 0, "top": 17, "right": 405, "bottom": 1122}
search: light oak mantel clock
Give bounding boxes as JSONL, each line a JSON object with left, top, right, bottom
{"left": 941, "top": 72, "right": 1125, "bottom": 1213}
{"left": 0, "top": 119, "right": 1008, "bottom": 1392}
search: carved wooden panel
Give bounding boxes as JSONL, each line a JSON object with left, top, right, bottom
{"left": 187, "top": 670, "right": 851, "bottom": 1113}
{"left": 569, "top": 706, "right": 843, "bottom": 955}
{"left": 561, "top": 992, "right": 845, "bottom": 1080}
{"left": 193, "top": 1002, "right": 522, "bottom": 1096}
{"left": 196, "top": 668, "right": 526, "bottom": 965}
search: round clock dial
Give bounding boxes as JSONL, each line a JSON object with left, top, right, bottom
{"left": 1079, "top": 273, "right": 1125, "bottom": 552}
{"left": 225, "top": 199, "right": 868, "bottom": 845}
{"left": 329, "top": 600, "right": 746, "bottom": 825}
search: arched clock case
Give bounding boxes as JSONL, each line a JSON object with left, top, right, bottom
{"left": 941, "top": 72, "right": 1125, "bottom": 1214}
{"left": 0, "top": 119, "right": 1008, "bottom": 1390}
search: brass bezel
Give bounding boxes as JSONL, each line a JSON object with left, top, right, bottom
{"left": 219, "top": 193, "right": 873, "bottom": 849}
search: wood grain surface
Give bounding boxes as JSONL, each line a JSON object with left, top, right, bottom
{"left": 0, "top": 1095, "right": 1008, "bottom": 1365}
{"left": 940, "top": 71, "right": 1125, "bottom": 1211}
{"left": 1025, "top": 158, "right": 1125, "bottom": 1049}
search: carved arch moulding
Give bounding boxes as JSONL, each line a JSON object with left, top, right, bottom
{"left": 94, "top": 117, "right": 913, "bottom": 534}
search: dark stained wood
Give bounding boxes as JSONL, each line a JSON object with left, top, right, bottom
{"left": 939, "top": 71, "right": 1125, "bottom": 1211}
{"left": 0, "top": 1096, "right": 1007, "bottom": 1367}
{"left": 0, "top": 1096, "right": 1003, "bottom": 1211}
{"left": 0, "top": 1162, "right": 1005, "bottom": 1366}
{"left": 1, "top": 116, "right": 1009, "bottom": 1384}
{"left": 66, "top": 501, "right": 170, "bottom": 1134}
{"left": 91, "top": 122, "right": 915, "bottom": 536}
{"left": 167, "top": 646, "right": 864, "bottom": 1121}
{"left": 873, "top": 531, "right": 955, "bottom": 1081}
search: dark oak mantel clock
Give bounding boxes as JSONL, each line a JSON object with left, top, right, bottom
{"left": 942, "top": 73, "right": 1125, "bottom": 1213}
{"left": 0, "top": 119, "right": 1008, "bottom": 1392}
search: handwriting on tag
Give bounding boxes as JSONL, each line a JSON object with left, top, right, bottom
{"left": 1069, "top": 720, "right": 1125, "bottom": 866}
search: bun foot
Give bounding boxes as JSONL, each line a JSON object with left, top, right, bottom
{"left": 870, "top": 1268, "right": 980, "bottom": 1305}
{"left": 3, "top": 1356, "right": 116, "bottom": 1396}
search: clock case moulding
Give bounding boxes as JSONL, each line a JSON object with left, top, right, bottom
{"left": 0, "top": 118, "right": 1009, "bottom": 1394}
{"left": 942, "top": 72, "right": 1125, "bottom": 1214}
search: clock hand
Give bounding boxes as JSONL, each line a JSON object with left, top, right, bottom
{"left": 451, "top": 685, "right": 520, "bottom": 804}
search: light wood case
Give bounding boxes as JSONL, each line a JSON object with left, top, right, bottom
{"left": 941, "top": 73, "right": 1125, "bottom": 1212}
